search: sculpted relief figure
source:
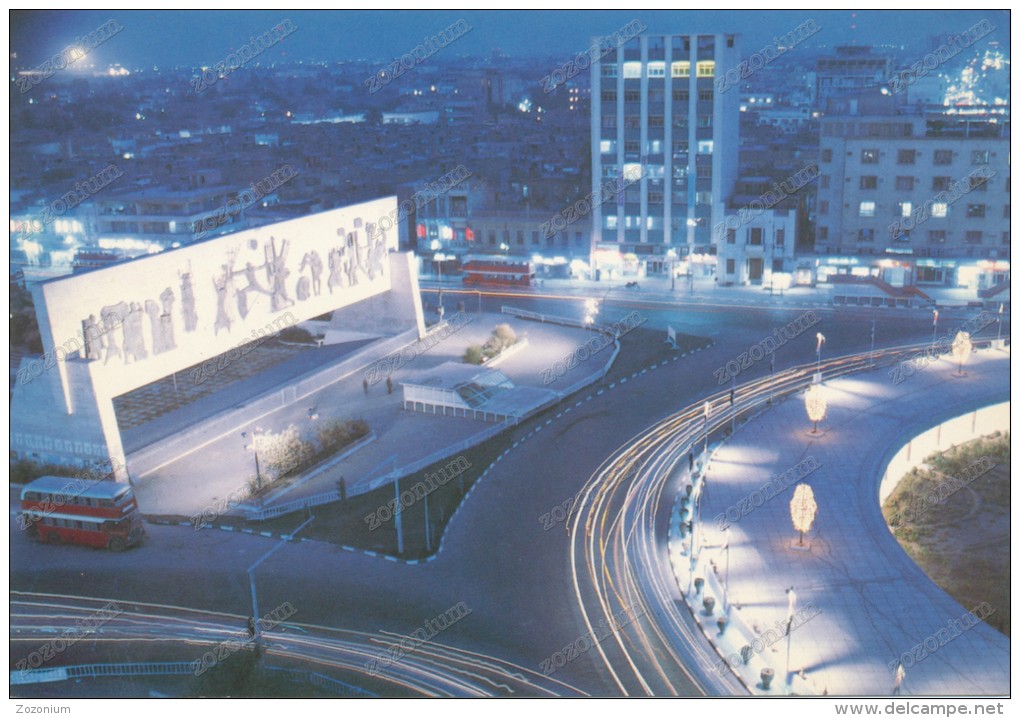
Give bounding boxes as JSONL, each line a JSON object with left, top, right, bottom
{"left": 327, "top": 233, "right": 347, "bottom": 295}
{"left": 300, "top": 251, "right": 324, "bottom": 297}
{"left": 123, "top": 302, "right": 148, "bottom": 363}
{"left": 179, "top": 269, "right": 199, "bottom": 332}
{"left": 213, "top": 263, "right": 236, "bottom": 335}
{"left": 265, "top": 236, "right": 294, "bottom": 312}
{"left": 82, "top": 314, "right": 105, "bottom": 360}
{"left": 100, "top": 302, "right": 128, "bottom": 365}
{"left": 367, "top": 226, "right": 388, "bottom": 280}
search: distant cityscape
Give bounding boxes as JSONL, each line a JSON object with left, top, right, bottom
{"left": 10, "top": 19, "right": 1009, "bottom": 300}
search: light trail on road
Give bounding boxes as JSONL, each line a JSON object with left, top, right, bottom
{"left": 11, "top": 592, "right": 587, "bottom": 697}
{"left": 565, "top": 343, "right": 959, "bottom": 696}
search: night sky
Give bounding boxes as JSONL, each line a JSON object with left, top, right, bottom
{"left": 9, "top": 9, "right": 1010, "bottom": 69}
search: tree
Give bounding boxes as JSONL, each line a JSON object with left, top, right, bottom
{"left": 254, "top": 425, "right": 315, "bottom": 482}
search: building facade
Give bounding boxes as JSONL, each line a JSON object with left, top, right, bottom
{"left": 815, "top": 110, "right": 1009, "bottom": 289}
{"left": 590, "top": 32, "right": 741, "bottom": 278}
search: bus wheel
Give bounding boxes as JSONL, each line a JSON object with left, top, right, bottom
{"left": 109, "top": 537, "right": 126, "bottom": 552}
{"left": 47, "top": 532, "right": 62, "bottom": 545}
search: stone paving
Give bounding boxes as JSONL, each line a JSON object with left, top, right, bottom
{"left": 680, "top": 348, "right": 1010, "bottom": 696}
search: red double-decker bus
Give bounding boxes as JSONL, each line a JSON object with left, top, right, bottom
{"left": 20, "top": 476, "right": 145, "bottom": 551}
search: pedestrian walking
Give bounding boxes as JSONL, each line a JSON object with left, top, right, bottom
{"left": 688, "top": 451, "right": 694, "bottom": 473}
{"left": 386, "top": 376, "right": 393, "bottom": 395}
{"left": 363, "top": 377, "right": 369, "bottom": 395}
{"left": 247, "top": 616, "right": 257, "bottom": 639}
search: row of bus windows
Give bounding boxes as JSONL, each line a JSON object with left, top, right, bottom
{"left": 23, "top": 492, "right": 122, "bottom": 508}
{"left": 37, "top": 516, "right": 104, "bottom": 531}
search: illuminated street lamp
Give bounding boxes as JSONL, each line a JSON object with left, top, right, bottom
{"left": 804, "top": 384, "right": 827, "bottom": 435}
{"left": 815, "top": 332, "right": 825, "bottom": 380}
{"left": 951, "top": 331, "right": 972, "bottom": 377}
{"left": 790, "top": 484, "right": 817, "bottom": 547}
{"left": 499, "top": 242, "right": 509, "bottom": 256}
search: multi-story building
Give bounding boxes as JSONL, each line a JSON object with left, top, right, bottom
{"left": 815, "top": 46, "right": 892, "bottom": 109}
{"left": 590, "top": 32, "right": 741, "bottom": 279}
{"left": 815, "top": 107, "right": 1009, "bottom": 290}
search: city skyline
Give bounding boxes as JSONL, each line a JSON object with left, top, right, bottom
{"left": 10, "top": 9, "right": 1010, "bottom": 69}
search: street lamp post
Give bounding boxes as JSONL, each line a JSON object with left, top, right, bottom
{"left": 722, "top": 527, "right": 731, "bottom": 611}
{"left": 785, "top": 586, "right": 797, "bottom": 687}
{"left": 731, "top": 373, "right": 737, "bottom": 434}
{"left": 870, "top": 320, "right": 876, "bottom": 368}
{"left": 241, "top": 430, "right": 262, "bottom": 492}
{"left": 769, "top": 353, "right": 776, "bottom": 405}
{"left": 932, "top": 309, "right": 939, "bottom": 345}
{"left": 247, "top": 515, "right": 314, "bottom": 654}
{"left": 430, "top": 241, "right": 445, "bottom": 320}
{"left": 667, "top": 249, "right": 677, "bottom": 291}
{"left": 815, "top": 332, "right": 825, "bottom": 382}
{"left": 703, "top": 401, "right": 711, "bottom": 457}
{"left": 996, "top": 303, "right": 1004, "bottom": 343}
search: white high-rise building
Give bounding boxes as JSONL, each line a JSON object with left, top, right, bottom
{"left": 590, "top": 32, "right": 740, "bottom": 279}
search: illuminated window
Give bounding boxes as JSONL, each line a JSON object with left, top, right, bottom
{"left": 696, "top": 61, "right": 715, "bottom": 77}
{"left": 622, "top": 164, "right": 644, "bottom": 181}
{"left": 861, "top": 149, "right": 879, "bottom": 164}
{"left": 623, "top": 62, "right": 642, "bottom": 79}
{"left": 900, "top": 202, "right": 912, "bottom": 217}
{"left": 697, "top": 140, "right": 713, "bottom": 155}
{"left": 647, "top": 62, "right": 665, "bottom": 77}
{"left": 671, "top": 61, "right": 690, "bottom": 78}
{"left": 606, "top": 216, "right": 617, "bottom": 229}
{"left": 859, "top": 201, "right": 876, "bottom": 217}
{"left": 600, "top": 140, "right": 614, "bottom": 154}
{"left": 931, "top": 203, "right": 948, "bottom": 218}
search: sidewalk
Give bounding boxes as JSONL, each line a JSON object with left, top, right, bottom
{"left": 676, "top": 348, "right": 1010, "bottom": 696}
{"left": 421, "top": 273, "right": 1000, "bottom": 311}
{"left": 132, "top": 313, "right": 608, "bottom": 516}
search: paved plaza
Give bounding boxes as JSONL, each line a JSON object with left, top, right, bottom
{"left": 683, "top": 348, "right": 1010, "bottom": 696}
